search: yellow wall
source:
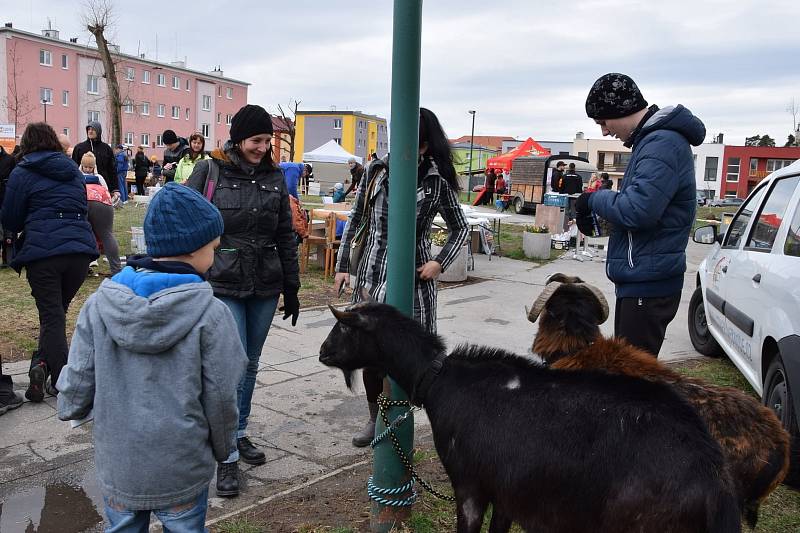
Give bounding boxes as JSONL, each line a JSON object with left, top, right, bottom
{"left": 342, "top": 115, "right": 356, "bottom": 154}
{"left": 368, "top": 120, "right": 378, "bottom": 156}
{"left": 293, "top": 115, "right": 305, "bottom": 162}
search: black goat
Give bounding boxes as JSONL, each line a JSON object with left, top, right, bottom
{"left": 319, "top": 302, "right": 742, "bottom": 533}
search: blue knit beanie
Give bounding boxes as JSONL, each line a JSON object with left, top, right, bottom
{"left": 144, "top": 183, "right": 224, "bottom": 257}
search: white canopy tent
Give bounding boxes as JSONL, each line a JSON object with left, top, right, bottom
{"left": 302, "top": 140, "right": 362, "bottom": 164}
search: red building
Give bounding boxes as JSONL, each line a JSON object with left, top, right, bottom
{"left": 720, "top": 145, "right": 800, "bottom": 198}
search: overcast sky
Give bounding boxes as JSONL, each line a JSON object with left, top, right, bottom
{"left": 6, "top": 0, "right": 800, "bottom": 145}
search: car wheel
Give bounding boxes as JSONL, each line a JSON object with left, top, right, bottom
{"left": 764, "top": 355, "right": 800, "bottom": 487}
{"left": 513, "top": 197, "right": 525, "bottom": 215}
{"left": 688, "top": 287, "right": 722, "bottom": 356}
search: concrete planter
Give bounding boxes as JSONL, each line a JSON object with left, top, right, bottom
{"left": 431, "top": 244, "right": 468, "bottom": 282}
{"left": 523, "top": 231, "right": 551, "bottom": 260}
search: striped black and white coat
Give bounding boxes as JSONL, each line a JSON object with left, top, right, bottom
{"left": 335, "top": 157, "right": 469, "bottom": 333}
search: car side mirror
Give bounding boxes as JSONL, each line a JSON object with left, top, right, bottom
{"left": 693, "top": 225, "right": 718, "bottom": 245}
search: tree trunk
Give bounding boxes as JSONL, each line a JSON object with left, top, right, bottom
{"left": 89, "top": 29, "right": 122, "bottom": 146}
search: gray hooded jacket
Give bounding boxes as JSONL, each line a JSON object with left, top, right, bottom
{"left": 57, "top": 276, "right": 247, "bottom": 510}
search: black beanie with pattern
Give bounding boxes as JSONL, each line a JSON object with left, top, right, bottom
{"left": 585, "top": 73, "right": 648, "bottom": 120}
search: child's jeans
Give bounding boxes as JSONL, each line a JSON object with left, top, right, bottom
{"left": 104, "top": 487, "right": 208, "bottom": 533}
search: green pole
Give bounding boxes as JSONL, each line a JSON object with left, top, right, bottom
{"left": 371, "top": 1, "right": 421, "bottom": 531}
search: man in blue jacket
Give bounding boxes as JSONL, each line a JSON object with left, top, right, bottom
{"left": 575, "top": 73, "right": 705, "bottom": 357}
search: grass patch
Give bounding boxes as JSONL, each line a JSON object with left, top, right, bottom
{"left": 215, "top": 518, "right": 263, "bottom": 533}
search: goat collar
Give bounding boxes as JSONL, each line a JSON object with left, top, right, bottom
{"left": 411, "top": 351, "right": 448, "bottom": 407}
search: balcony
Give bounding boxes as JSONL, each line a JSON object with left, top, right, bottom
{"left": 748, "top": 170, "right": 770, "bottom": 181}
{"left": 598, "top": 163, "right": 628, "bottom": 173}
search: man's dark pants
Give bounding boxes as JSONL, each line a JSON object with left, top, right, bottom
{"left": 614, "top": 294, "right": 682, "bottom": 357}
{"left": 26, "top": 253, "right": 92, "bottom": 385}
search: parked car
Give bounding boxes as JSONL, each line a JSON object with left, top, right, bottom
{"left": 709, "top": 196, "right": 744, "bottom": 208}
{"left": 696, "top": 193, "right": 707, "bottom": 206}
{"left": 689, "top": 159, "right": 800, "bottom": 486}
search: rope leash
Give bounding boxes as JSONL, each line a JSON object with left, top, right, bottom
{"left": 365, "top": 393, "right": 456, "bottom": 505}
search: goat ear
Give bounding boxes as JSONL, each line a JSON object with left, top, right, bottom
{"left": 329, "top": 304, "right": 373, "bottom": 330}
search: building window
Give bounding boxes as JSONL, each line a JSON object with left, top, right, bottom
{"left": 61, "top": 54, "right": 68, "bottom": 69}
{"left": 185, "top": 108, "right": 190, "bottom": 120}
{"left": 333, "top": 118, "right": 342, "bottom": 130}
{"left": 749, "top": 158, "right": 758, "bottom": 174}
{"left": 202, "top": 95, "right": 212, "bottom": 111}
{"left": 201, "top": 123, "right": 210, "bottom": 138}
{"left": 334, "top": 137, "right": 342, "bottom": 145}
{"left": 141, "top": 133, "right": 150, "bottom": 146}
{"left": 39, "top": 49, "right": 52, "bottom": 66}
{"left": 218, "top": 86, "right": 222, "bottom": 97}
{"left": 726, "top": 157, "right": 740, "bottom": 183}
{"left": 172, "top": 76, "right": 180, "bottom": 89}
{"left": 578, "top": 151, "right": 589, "bottom": 160}
{"left": 186, "top": 79, "right": 191, "bottom": 91}
{"left": 157, "top": 73, "right": 166, "bottom": 86}
{"left": 87, "top": 75, "right": 99, "bottom": 94}
{"left": 157, "top": 104, "right": 165, "bottom": 117}
{"left": 704, "top": 156, "right": 718, "bottom": 182}
{"left": 126, "top": 67, "right": 135, "bottom": 81}
{"left": 141, "top": 101, "right": 150, "bottom": 116}
{"left": 143, "top": 70, "right": 150, "bottom": 84}
{"left": 612, "top": 152, "right": 631, "bottom": 169}
{"left": 63, "top": 127, "right": 70, "bottom": 137}
{"left": 40, "top": 87, "right": 53, "bottom": 105}
{"left": 767, "top": 159, "right": 796, "bottom": 172}
{"left": 88, "top": 110, "right": 100, "bottom": 123}
{"left": 124, "top": 132, "right": 134, "bottom": 145}
{"left": 172, "top": 105, "right": 180, "bottom": 119}
{"left": 122, "top": 99, "right": 133, "bottom": 114}
{"left": 62, "top": 90, "right": 69, "bottom": 107}
{"left": 156, "top": 134, "right": 164, "bottom": 147}
{"left": 226, "top": 87, "right": 233, "bottom": 99}
{"left": 216, "top": 112, "right": 221, "bottom": 124}
{"left": 225, "top": 114, "right": 232, "bottom": 126}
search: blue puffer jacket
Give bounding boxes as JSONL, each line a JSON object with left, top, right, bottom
{"left": 589, "top": 105, "right": 705, "bottom": 298}
{"left": 1, "top": 150, "right": 99, "bottom": 271}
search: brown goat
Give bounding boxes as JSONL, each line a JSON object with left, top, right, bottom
{"left": 529, "top": 274, "right": 790, "bottom": 529}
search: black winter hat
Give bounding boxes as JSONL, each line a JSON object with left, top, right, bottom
{"left": 162, "top": 129, "right": 179, "bottom": 145}
{"left": 230, "top": 104, "right": 274, "bottom": 143}
{"left": 585, "top": 73, "right": 648, "bottom": 120}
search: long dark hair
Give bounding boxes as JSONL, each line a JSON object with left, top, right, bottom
{"left": 419, "top": 108, "right": 459, "bottom": 191}
{"left": 18, "top": 122, "right": 61, "bottom": 160}
{"left": 187, "top": 132, "right": 206, "bottom": 162}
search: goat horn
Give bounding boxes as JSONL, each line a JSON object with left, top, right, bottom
{"left": 581, "top": 283, "right": 610, "bottom": 324}
{"left": 546, "top": 272, "right": 584, "bottom": 285}
{"left": 527, "top": 282, "right": 563, "bottom": 323}
{"left": 329, "top": 304, "right": 347, "bottom": 321}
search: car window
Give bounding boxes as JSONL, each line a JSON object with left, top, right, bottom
{"left": 745, "top": 176, "right": 800, "bottom": 251}
{"left": 723, "top": 186, "right": 767, "bottom": 249}
{"left": 784, "top": 186, "right": 800, "bottom": 257}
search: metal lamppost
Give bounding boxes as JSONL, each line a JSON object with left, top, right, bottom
{"left": 42, "top": 99, "right": 47, "bottom": 123}
{"left": 467, "top": 110, "right": 476, "bottom": 201}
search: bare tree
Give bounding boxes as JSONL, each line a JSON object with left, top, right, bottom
{"left": 275, "top": 99, "right": 301, "bottom": 161}
{"left": 787, "top": 98, "right": 800, "bottom": 146}
{"left": 84, "top": 0, "right": 122, "bottom": 146}
{"left": 1, "top": 40, "right": 36, "bottom": 135}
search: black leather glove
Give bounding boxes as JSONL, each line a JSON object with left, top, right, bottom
{"left": 280, "top": 289, "right": 300, "bottom": 326}
{"left": 575, "top": 192, "right": 592, "bottom": 217}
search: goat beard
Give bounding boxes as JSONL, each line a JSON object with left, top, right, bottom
{"left": 341, "top": 368, "right": 356, "bottom": 390}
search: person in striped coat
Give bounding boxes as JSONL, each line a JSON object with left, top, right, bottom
{"left": 333, "top": 107, "right": 469, "bottom": 447}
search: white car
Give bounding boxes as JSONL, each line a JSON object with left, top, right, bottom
{"left": 690, "top": 159, "right": 800, "bottom": 486}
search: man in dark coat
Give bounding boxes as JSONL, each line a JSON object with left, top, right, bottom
{"left": 72, "top": 121, "right": 119, "bottom": 201}
{"left": 0, "top": 145, "right": 16, "bottom": 267}
{"left": 161, "top": 129, "right": 189, "bottom": 183}
{"left": 551, "top": 160, "right": 566, "bottom": 192}
{"left": 576, "top": 73, "right": 705, "bottom": 357}
{"left": 344, "top": 157, "right": 365, "bottom": 196}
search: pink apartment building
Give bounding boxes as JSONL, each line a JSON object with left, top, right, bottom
{"left": 0, "top": 24, "right": 248, "bottom": 155}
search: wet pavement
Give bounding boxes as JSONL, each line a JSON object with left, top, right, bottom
{"left": 0, "top": 243, "right": 709, "bottom": 532}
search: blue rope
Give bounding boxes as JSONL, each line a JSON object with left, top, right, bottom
{"left": 367, "top": 476, "right": 417, "bottom": 507}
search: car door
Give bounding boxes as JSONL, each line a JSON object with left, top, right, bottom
{"left": 707, "top": 184, "right": 768, "bottom": 387}
{"left": 722, "top": 176, "right": 800, "bottom": 392}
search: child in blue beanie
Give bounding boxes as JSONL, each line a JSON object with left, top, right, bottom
{"left": 56, "top": 182, "right": 247, "bottom": 530}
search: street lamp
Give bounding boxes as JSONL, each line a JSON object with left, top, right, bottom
{"left": 42, "top": 99, "right": 48, "bottom": 123}
{"left": 467, "top": 110, "right": 476, "bottom": 201}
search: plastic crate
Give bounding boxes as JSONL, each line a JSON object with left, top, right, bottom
{"left": 551, "top": 238, "right": 569, "bottom": 250}
{"left": 543, "top": 193, "right": 569, "bottom": 207}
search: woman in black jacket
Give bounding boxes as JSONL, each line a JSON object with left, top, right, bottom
{"left": 1, "top": 123, "right": 98, "bottom": 401}
{"left": 132, "top": 146, "right": 151, "bottom": 195}
{"left": 186, "top": 104, "right": 300, "bottom": 497}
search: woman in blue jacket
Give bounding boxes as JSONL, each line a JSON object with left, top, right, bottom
{"left": 1, "top": 123, "right": 98, "bottom": 401}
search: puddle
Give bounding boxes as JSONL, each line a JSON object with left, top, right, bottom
{"left": 0, "top": 470, "right": 104, "bottom": 533}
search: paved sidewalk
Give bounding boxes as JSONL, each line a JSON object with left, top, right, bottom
{"left": 0, "top": 243, "right": 708, "bottom": 532}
